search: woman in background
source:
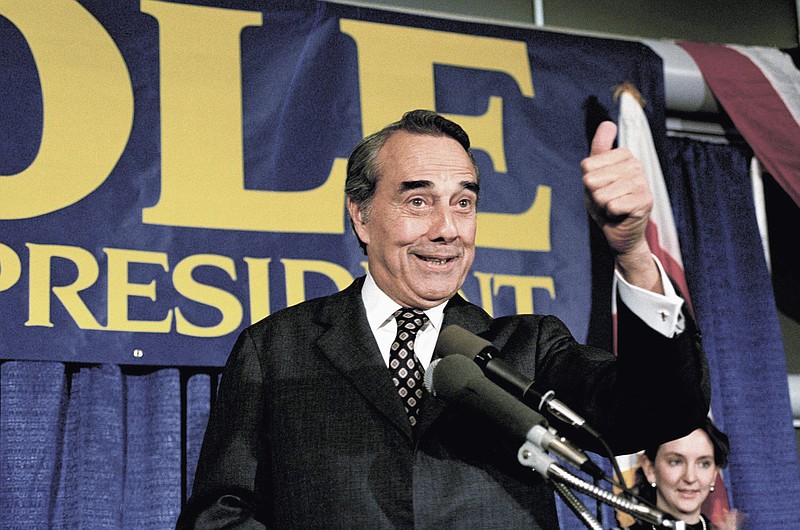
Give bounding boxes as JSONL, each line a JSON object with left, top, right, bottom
{"left": 625, "top": 418, "right": 742, "bottom": 530}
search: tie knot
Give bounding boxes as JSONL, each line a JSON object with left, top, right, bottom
{"left": 393, "top": 308, "right": 428, "bottom": 334}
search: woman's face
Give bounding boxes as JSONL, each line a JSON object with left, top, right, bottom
{"left": 643, "top": 428, "right": 719, "bottom": 522}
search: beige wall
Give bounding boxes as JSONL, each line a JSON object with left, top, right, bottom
{"left": 347, "top": 0, "right": 799, "bottom": 47}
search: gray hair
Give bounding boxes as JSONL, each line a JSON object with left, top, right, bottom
{"left": 345, "top": 109, "right": 478, "bottom": 253}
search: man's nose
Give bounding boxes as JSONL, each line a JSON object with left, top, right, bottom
{"left": 428, "top": 206, "right": 458, "bottom": 241}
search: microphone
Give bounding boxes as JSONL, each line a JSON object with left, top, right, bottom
{"left": 518, "top": 442, "right": 678, "bottom": 528}
{"left": 424, "top": 355, "right": 604, "bottom": 480}
{"left": 434, "top": 325, "right": 599, "bottom": 438}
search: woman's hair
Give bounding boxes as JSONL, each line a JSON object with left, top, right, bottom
{"left": 634, "top": 417, "right": 730, "bottom": 504}
{"left": 643, "top": 417, "right": 731, "bottom": 469}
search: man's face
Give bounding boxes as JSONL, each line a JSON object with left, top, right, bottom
{"left": 348, "top": 131, "right": 478, "bottom": 309}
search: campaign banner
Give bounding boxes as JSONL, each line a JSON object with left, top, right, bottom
{"left": 0, "top": 0, "right": 665, "bottom": 366}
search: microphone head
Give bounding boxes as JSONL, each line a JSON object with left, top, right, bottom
{"left": 424, "top": 352, "right": 545, "bottom": 441}
{"left": 422, "top": 358, "right": 439, "bottom": 395}
{"left": 423, "top": 354, "right": 484, "bottom": 398}
{"left": 433, "top": 325, "right": 495, "bottom": 361}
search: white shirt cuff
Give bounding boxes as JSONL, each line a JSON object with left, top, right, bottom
{"left": 613, "top": 255, "right": 686, "bottom": 337}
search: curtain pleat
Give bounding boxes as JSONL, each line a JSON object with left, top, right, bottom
{"left": 61, "top": 364, "right": 125, "bottom": 529}
{"left": 121, "top": 368, "right": 182, "bottom": 528}
{"left": 185, "top": 373, "right": 211, "bottom": 499}
{"left": 1, "top": 362, "right": 67, "bottom": 530}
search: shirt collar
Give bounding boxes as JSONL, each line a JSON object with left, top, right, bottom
{"left": 361, "top": 272, "right": 447, "bottom": 332}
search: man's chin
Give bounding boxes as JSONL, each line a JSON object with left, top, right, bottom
{"left": 412, "top": 283, "right": 462, "bottom": 306}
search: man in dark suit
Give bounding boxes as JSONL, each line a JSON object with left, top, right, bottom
{"left": 177, "top": 110, "right": 709, "bottom": 529}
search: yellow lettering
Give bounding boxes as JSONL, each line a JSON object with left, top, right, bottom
{"left": 244, "top": 257, "right": 271, "bottom": 323}
{"left": 0, "top": 0, "right": 133, "bottom": 219}
{"left": 477, "top": 185, "right": 552, "bottom": 251}
{"left": 140, "top": 1, "right": 347, "bottom": 233}
{"left": 494, "top": 273, "right": 555, "bottom": 314}
{"left": 473, "top": 271, "right": 555, "bottom": 315}
{"left": 105, "top": 248, "right": 172, "bottom": 333}
{"left": 340, "top": 19, "right": 549, "bottom": 251}
{"left": 26, "top": 243, "right": 103, "bottom": 329}
{"left": 282, "top": 258, "right": 353, "bottom": 308}
{"left": 0, "top": 244, "right": 22, "bottom": 292}
{"left": 339, "top": 20, "right": 533, "bottom": 135}
{"left": 173, "top": 254, "right": 243, "bottom": 337}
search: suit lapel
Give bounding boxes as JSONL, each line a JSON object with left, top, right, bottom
{"left": 314, "top": 284, "right": 495, "bottom": 442}
{"left": 315, "top": 279, "right": 415, "bottom": 439}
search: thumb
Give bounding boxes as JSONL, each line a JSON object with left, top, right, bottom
{"left": 590, "top": 120, "right": 618, "bottom": 156}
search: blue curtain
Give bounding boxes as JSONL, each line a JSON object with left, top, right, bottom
{"left": 665, "top": 136, "right": 800, "bottom": 527}
{"left": 0, "top": 362, "right": 215, "bottom": 529}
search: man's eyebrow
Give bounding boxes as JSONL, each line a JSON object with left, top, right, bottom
{"left": 397, "top": 180, "right": 480, "bottom": 194}
{"left": 463, "top": 181, "right": 480, "bottom": 195}
{"left": 399, "top": 180, "right": 432, "bottom": 192}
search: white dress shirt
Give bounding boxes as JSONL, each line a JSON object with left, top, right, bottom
{"left": 362, "top": 255, "right": 685, "bottom": 369}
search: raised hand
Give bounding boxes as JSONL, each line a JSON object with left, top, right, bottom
{"left": 581, "top": 121, "right": 661, "bottom": 292}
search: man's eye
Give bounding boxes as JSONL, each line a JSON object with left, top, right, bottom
{"left": 458, "top": 198, "right": 473, "bottom": 208}
{"left": 410, "top": 198, "right": 425, "bottom": 207}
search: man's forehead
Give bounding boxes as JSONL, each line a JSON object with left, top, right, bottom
{"left": 379, "top": 133, "right": 476, "bottom": 178}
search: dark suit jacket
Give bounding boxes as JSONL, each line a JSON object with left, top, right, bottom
{"left": 177, "top": 276, "right": 709, "bottom": 529}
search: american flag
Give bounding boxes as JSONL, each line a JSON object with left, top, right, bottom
{"left": 614, "top": 86, "right": 731, "bottom": 528}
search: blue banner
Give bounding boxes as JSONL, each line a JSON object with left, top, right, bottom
{"left": 0, "top": 0, "right": 665, "bottom": 366}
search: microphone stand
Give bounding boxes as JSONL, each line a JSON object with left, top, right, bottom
{"left": 552, "top": 480, "right": 604, "bottom": 530}
{"left": 517, "top": 441, "right": 685, "bottom": 530}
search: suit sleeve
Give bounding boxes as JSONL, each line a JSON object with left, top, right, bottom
{"left": 614, "top": 296, "right": 710, "bottom": 448}
{"left": 176, "top": 329, "right": 268, "bottom": 530}
{"left": 516, "top": 298, "right": 709, "bottom": 455}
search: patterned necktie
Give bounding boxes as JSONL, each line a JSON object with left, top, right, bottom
{"left": 389, "top": 308, "right": 429, "bottom": 427}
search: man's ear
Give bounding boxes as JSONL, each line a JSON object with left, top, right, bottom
{"left": 346, "top": 197, "right": 369, "bottom": 244}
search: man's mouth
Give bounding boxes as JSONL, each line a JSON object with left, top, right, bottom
{"left": 419, "top": 256, "right": 452, "bottom": 265}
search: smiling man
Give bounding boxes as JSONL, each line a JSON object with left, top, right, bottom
{"left": 177, "top": 110, "right": 710, "bottom": 529}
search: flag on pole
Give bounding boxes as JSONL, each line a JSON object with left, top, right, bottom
{"left": 616, "top": 84, "right": 693, "bottom": 314}
{"left": 613, "top": 85, "right": 731, "bottom": 528}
